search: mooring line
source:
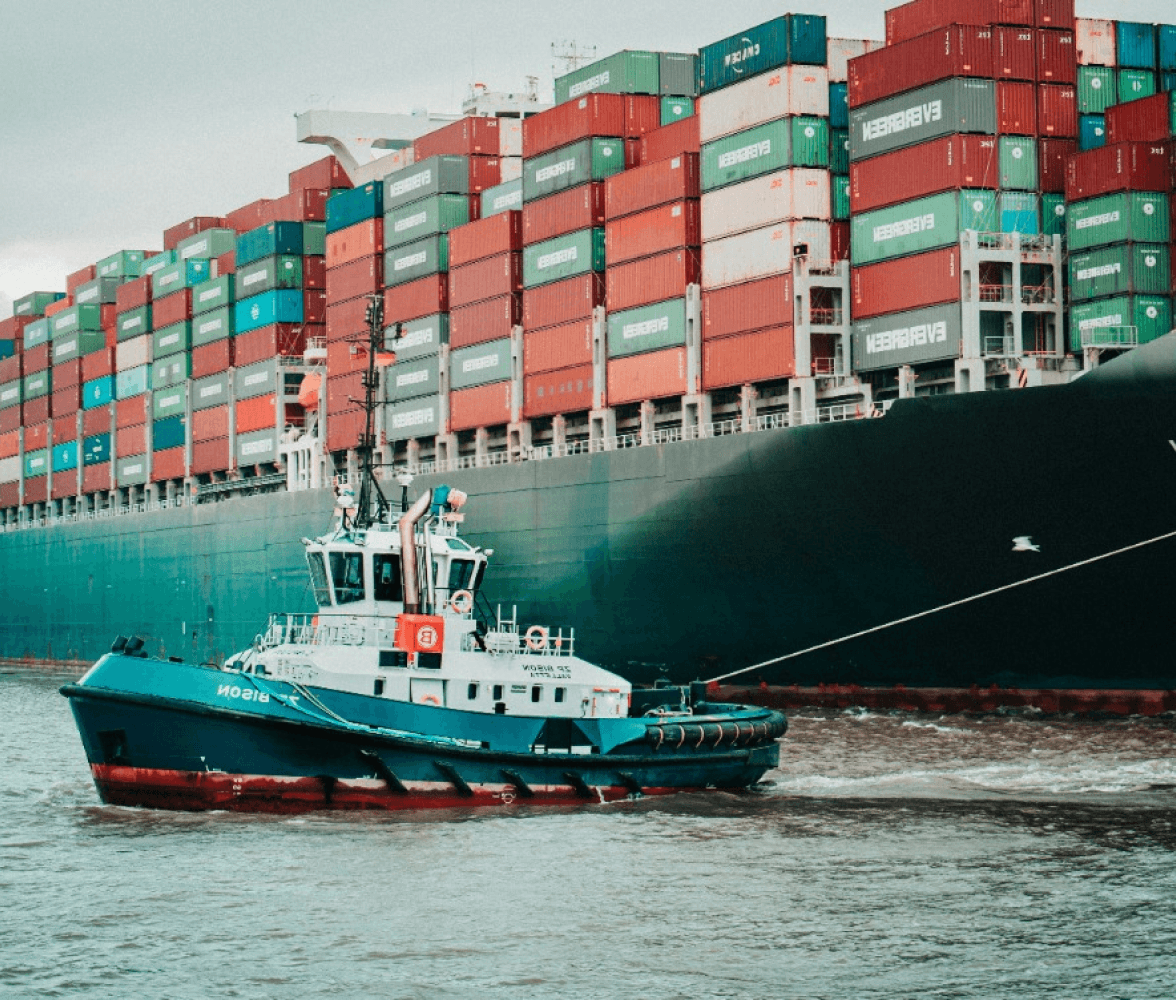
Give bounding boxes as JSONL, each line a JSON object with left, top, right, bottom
{"left": 707, "top": 528, "right": 1176, "bottom": 684}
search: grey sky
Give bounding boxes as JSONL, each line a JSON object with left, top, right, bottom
{"left": 1, "top": 0, "right": 1172, "bottom": 317}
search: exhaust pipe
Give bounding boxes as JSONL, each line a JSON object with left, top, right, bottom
{"left": 399, "top": 488, "right": 433, "bottom": 614}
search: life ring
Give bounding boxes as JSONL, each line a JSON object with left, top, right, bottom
{"left": 419, "top": 693, "right": 442, "bottom": 706}
{"left": 524, "top": 625, "right": 548, "bottom": 651}
{"left": 450, "top": 590, "right": 473, "bottom": 615}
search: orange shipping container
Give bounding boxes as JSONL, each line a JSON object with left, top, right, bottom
{"left": 52, "top": 468, "right": 77, "bottom": 499}
{"left": 117, "top": 423, "right": 147, "bottom": 457}
{"left": 449, "top": 381, "right": 512, "bottom": 432}
{"left": 606, "top": 249, "right": 701, "bottom": 313}
{"left": 607, "top": 347, "right": 687, "bottom": 406}
{"left": 326, "top": 373, "right": 364, "bottom": 415}
{"left": 449, "top": 211, "right": 522, "bottom": 268}
{"left": 81, "top": 348, "right": 115, "bottom": 382}
{"left": 605, "top": 153, "right": 700, "bottom": 219}
{"left": 851, "top": 247, "right": 961, "bottom": 320}
{"left": 326, "top": 218, "right": 383, "bottom": 268}
{"left": 191, "top": 437, "right": 231, "bottom": 475}
{"left": 66, "top": 264, "right": 96, "bottom": 293}
{"left": 522, "top": 184, "right": 606, "bottom": 246}
{"left": 326, "top": 296, "right": 371, "bottom": 342}
{"left": 192, "top": 405, "right": 230, "bottom": 442}
{"left": 116, "top": 396, "right": 150, "bottom": 429}
{"left": 0, "top": 430, "right": 18, "bottom": 459}
{"left": 0, "top": 407, "right": 20, "bottom": 435}
{"left": 234, "top": 323, "right": 306, "bottom": 367}
{"left": 82, "top": 404, "right": 112, "bottom": 437}
{"left": 523, "top": 319, "right": 593, "bottom": 375}
{"left": 82, "top": 462, "right": 111, "bottom": 493}
{"left": 23, "top": 476, "right": 47, "bottom": 504}
{"left": 23, "top": 343, "right": 50, "bottom": 374}
{"left": 605, "top": 200, "right": 701, "bottom": 266}
{"left": 523, "top": 273, "right": 606, "bottom": 329}
{"left": 191, "top": 339, "right": 234, "bottom": 379}
{"left": 44, "top": 297, "right": 71, "bottom": 318}
{"left": 702, "top": 275, "right": 793, "bottom": 341}
{"left": 640, "top": 116, "right": 701, "bottom": 164}
{"left": 384, "top": 276, "right": 448, "bottom": 323}
{"left": 236, "top": 393, "right": 277, "bottom": 434}
{"left": 327, "top": 340, "right": 370, "bottom": 377}
{"left": 326, "top": 407, "right": 365, "bottom": 452}
{"left": 53, "top": 412, "right": 78, "bottom": 443}
{"left": 24, "top": 396, "right": 51, "bottom": 426}
{"left": 702, "top": 326, "right": 796, "bottom": 390}
{"left": 0, "top": 482, "right": 19, "bottom": 507}
{"left": 153, "top": 289, "right": 192, "bottom": 327}
{"left": 151, "top": 446, "right": 186, "bottom": 482}
{"left": 449, "top": 295, "right": 521, "bottom": 350}
{"left": 523, "top": 364, "right": 594, "bottom": 418}
{"left": 448, "top": 254, "right": 523, "bottom": 309}
{"left": 115, "top": 275, "right": 152, "bottom": 312}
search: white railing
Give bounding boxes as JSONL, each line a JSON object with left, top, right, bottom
{"left": 2, "top": 494, "right": 192, "bottom": 532}
{"left": 1081, "top": 326, "right": 1138, "bottom": 349}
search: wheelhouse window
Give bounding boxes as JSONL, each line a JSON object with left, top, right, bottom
{"left": 329, "top": 551, "right": 365, "bottom": 605}
{"left": 531, "top": 685, "right": 542, "bottom": 703}
{"left": 373, "top": 554, "right": 402, "bottom": 602}
{"left": 448, "top": 558, "right": 475, "bottom": 593}
{"left": 554, "top": 687, "right": 566, "bottom": 703}
{"left": 307, "top": 552, "right": 332, "bottom": 606}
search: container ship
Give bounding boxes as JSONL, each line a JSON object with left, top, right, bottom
{"left": 3, "top": 2, "right": 1176, "bottom": 694}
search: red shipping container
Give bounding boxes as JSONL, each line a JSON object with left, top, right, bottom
{"left": 151, "top": 446, "right": 185, "bottom": 482}
{"left": 326, "top": 373, "right": 365, "bottom": 415}
{"left": 116, "top": 396, "right": 149, "bottom": 429}
{"left": 51, "top": 468, "right": 77, "bottom": 499}
{"left": 640, "top": 115, "right": 701, "bottom": 164}
{"left": 81, "top": 348, "right": 115, "bottom": 382}
{"left": 51, "top": 384, "right": 80, "bottom": 414}
{"left": 23, "top": 475, "right": 47, "bottom": 504}
{"left": 52, "top": 412, "right": 78, "bottom": 443}
{"left": 448, "top": 254, "right": 523, "bottom": 309}
{"left": 384, "top": 276, "right": 449, "bottom": 323}
{"left": 326, "top": 408, "right": 365, "bottom": 452}
{"left": 998, "top": 81, "right": 1037, "bottom": 135}
{"left": 1039, "top": 138, "right": 1077, "bottom": 192}
{"left": 327, "top": 339, "right": 370, "bottom": 377}
{"left": 449, "top": 381, "right": 512, "bottom": 432}
{"left": 304, "top": 290, "right": 327, "bottom": 324}
{"left": 831, "top": 222, "right": 850, "bottom": 261}
{"left": 117, "top": 275, "right": 151, "bottom": 312}
{"left": 301, "top": 256, "right": 326, "bottom": 290}
{"left": 53, "top": 359, "right": 83, "bottom": 390}
{"left": 605, "top": 153, "right": 700, "bottom": 220}
{"left": 1038, "top": 84, "right": 1077, "bottom": 138}
{"left": 24, "top": 421, "right": 49, "bottom": 451}
{"left": 703, "top": 327, "right": 796, "bottom": 389}
{"left": 23, "top": 343, "right": 49, "bottom": 374}
{"left": 624, "top": 97, "right": 662, "bottom": 140}
{"left": 523, "top": 93, "right": 658, "bottom": 158}
{"left": 0, "top": 430, "right": 18, "bottom": 458}
{"left": 326, "top": 297, "right": 371, "bottom": 341}
{"left": 524, "top": 273, "right": 606, "bottom": 329}
{"left": 163, "top": 216, "right": 226, "bottom": 252}
{"left": 605, "top": 200, "right": 700, "bottom": 265}
{"left": 1065, "top": 142, "right": 1172, "bottom": 201}
{"left": 83, "top": 405, "right": 112, "bottom": 437}
{"left": 851, "top": 247, "right": 961, "bottom": 319}
{"left": 524, "top": 363, "right": 594, "bottom": 418}
{"left": 290, "top": 155, "right": 351, "bottom": 193}
{"left": 66, "top": 264, "right": 97, "bottom": 294}
{"left": 24, "top": 396, "right": 50, "bottom": 425}
{"left": 117, "top": 423, "right": 147, "bottom": 456}
{"left": 450, "top": 295, "right": 522, "bottom": 349}
{"left": 1036, "top": 29, "right": 1076, "bottom": 84}
{"left": 82, "top": 463, "right": 111, "bottom": 493}
{"left": 192, "top": 406, "right": 230, "bottom": 443}
{"left": 1034, "top": 0, "right": 1073, "bottom": 28}
{"left": 1106, "top": 93, "right": 1173, "bottom": 144}
{"left": 234, "top": 323, "right": 306, "bottom": 367}
{"left": 236, "top": 393, "right": 277, "bottom": 434}
{"left": 449, "top": 212, "right": 523, "bottom": 268}
{"left": 226, "top": 199, "right": 272, "bottom": 233}
{"left": 152, "top": 289, "right": 192, "bottom": 327}
{"left": 607, "top": 347, "right": 687, "bottom": 406}
{"left": 886, "top": 0, "right": 1034, "bottom": 46}
{"left": 326, "top": 257, "right": 382, "bottom": 306}
{"left": 0, "top": 353, "right": 21, "bottom": 382}
{"left": 216, "top": 249, "right": 236, "bottom": 276}
{"left": 605, "top": 248, "right": 701, "bottom": 313}
{"left": 523, "top": 320, "right": 593, "bottom": 375}
{"left": 0, "top": 315, "right": 32, "bottom": 341}
{"left": 702, "top": 275, "right": 794, "bottom": 341}
{"left": 274, "top": 188, "right": 329, "bottom": 223}
{"left": 326, "top": 219, "right": 383, "bottom": 268}
{"left": 625, "top": 138, "right": 643, "bottom": 170}
{"left": 44, "top": 297, "right": 71, "bottom": 318}
{"left": 849, "top": 26, "right": 995, "bottom": 109}
{"left": 523, "top": 184, "right": 606, "bottom": 246}
{"left": 0, "top": 481, "right": 19, "bottom": 507}
{"left": 0, "top": 407, "right": 22, "bottom": 434}
{"left": 191, "top": 437, "right": 232, "bottom": 475}
{"left": 191, "top": 339, "right": 234, "bottom": 379}
{"left": 995, "top": 26, "right": 1038, "bottom": 80}
{"left": 850, "top": 134, "right": 998, "bottom": 213}
{"left": 414, "top": 117, "right": 504, "bottom": 160}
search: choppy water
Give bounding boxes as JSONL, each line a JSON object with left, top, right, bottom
{"left": 2, "top": 671, "right": 1175, "bottom": 999}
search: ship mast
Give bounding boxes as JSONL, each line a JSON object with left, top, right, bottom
{"left": 354, "top": 295, "right": 390, "bottom": 529}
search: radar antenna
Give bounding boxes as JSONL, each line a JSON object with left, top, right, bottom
{"left": 351, "top": 296, "right": 393, "bottom": 529}
{"left": 551, "top": 40, "right": 598, "bottom": 77}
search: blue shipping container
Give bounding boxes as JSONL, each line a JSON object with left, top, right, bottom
{"left": 787, "top": 13, "right": 827, "bottom": 66}
{"left": 152, "top": 416, "right": 187, "bottom": 452}
{"left": 82, "top": 375, "right": 114, "bottom": 409}
{"left": 1160, "top": 26, "right": 1176, "bottom": 72}
{"left": 236, "top": 222, "right": 304, "bottom": 268}
{"left": 235, "top": 289, "right": 304, "bottom": 334}
{"left": 83, "top": 433, "right": 111, "bottom": 466}
{"left": 116, "top": 365, "right": 150, "bottom": 400}
{"left": 1161, "top": 71, "right": 1176, "bottom": 93}
{"left": 999, "top": 193, "right": 1040, "bottom": 235}
{"left": 326, "top": 182, "right": 383, "bottom": 234}
{"left": 52, "top": 441, "right": 79, "bottom": 472}
{"left": 0, "top": 341, "right": 13, "bottom": 361}
{"left": 1117, "top": 21, "right": 1157, "bottom": 70}
{"left": 699, "top": 17, "right": 791, "bottom": 94}
{"left": 1079, "top": 114, "right": 1106, "bottom": 151}
{"left": 828, "top": 82, "right": 848, "bottom": 129}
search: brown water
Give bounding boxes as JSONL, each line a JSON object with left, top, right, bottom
{"left": 2, "top": 671, "right": 1174, "bottom": 999}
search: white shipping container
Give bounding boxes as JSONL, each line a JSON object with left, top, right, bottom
{"left": 0, "top": 455, "right": 19, "bottom": 484}
{"left": 499, "top": 156, "right": 523, "bottom": 183}
{"left": 701, "top": 169, "right": 830, "bottom": 242}
{"left": 1076, "top": 19, "right": 1116, "bottom": 67}
{"left": 698, "top": 65, "right": 830, "bottom": 144}
{"left": 116, "top": 334, "right": 150, "bottom": 372}
{"left": 499, "top": 120, "right": 523, "bottom": 157}
{"left": 702, "top": 221, "right": 831, "bottom": 290}
{"left": 826, "top": 37, "right": 880, "bottom": 84}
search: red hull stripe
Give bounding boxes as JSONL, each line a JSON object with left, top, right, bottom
{"left": 91, "top": 765, "right": 691, "bottom": 813}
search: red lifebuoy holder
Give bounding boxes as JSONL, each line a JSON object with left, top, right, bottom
{"left": 394, "top": 614, "right": 446, "bottom": 654}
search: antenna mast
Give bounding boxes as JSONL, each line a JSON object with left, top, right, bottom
{"left": 354, "top": 296, "right": 390, "bottom": 528}
{"left": 550, "top": 40, "right": 598, "bottom": 77}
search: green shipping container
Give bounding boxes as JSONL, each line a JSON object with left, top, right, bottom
{"left": 192, "top": 307, "right": 235, "bottom": 347}
{"left": 522, "top": 229, "right": 606, "bottom": 288}
{"left": 385, "top": 313, "right": 449, "bottom": 362}
{"left": 74, "top": 277, "right": 120, "bottom": 305}
{"left": 303, "top": 222, "right": 326, "bottom": 257}
{"left": 23, "top": 318, "right": 51, "bottom": 349}
{"left": 50, "top": 303, "right": 102, "bottom": 338}
{"left": 832, "top": 176, "right": 850, "bottom": 220}
{"left": 523, "top": 139, "right": 625, "bottom": 201}
{"left": 959, "top": 190, "right": 998, "bottom": 232}
{"left": 96, "top": 250, "right": 145, "bottom": 279}
{"left": 383, "top": 158, "right": 469, "bottom": 212}
{"left": 116, "top": 454, "right": 149, "bottom": 486}
{"left": 1069, "top": 244, "right": 1171, "bottom": 301}
{"left": 384, "top": 235, "right": 449, "bottom": 288}
{"left": 191, "top": 275, "right": 234, "bottom": 315}
{"left": 115, "top": 365, "right": 149, "bottom": 400}
{"left": 1042, "top": 194, "right": 1066, "bottom": 236}
{"left": 999, "top": 137, "right": 1037, "bottom": 191}
{"left": 153, "top": 321, "right": 192, "bottom": 359}
{"left": 554, "top": 50, "right": 660, "bottom": 104}
{"left": 701, "top": 119, "right": 792, "bottom": 192}
{"left": 480, "top": 179, "right": 523, "bottom": 217}
{"left": 660, "top": 97, "right": 694, "bottom": 125}
{"left": 1067, "top": 192, "right": 1170, "bottom": 250}
{"left": 12, "top": 292, "right": 64, "bottom": 317}
{"left": 830, "top": 128, "right": 849, "bottom": 174}
{"left": 1070, "top": 295, "right": 1172, "bottom": 350}
{"left": 140, "top": 250, "right": 176, "bottom": 279}
{"left": 176, "top": 228, "right": 236, "bottom": 261}
{"left": 24, "top": 370, "right": 51, "bottom": 400}
{"left": 384, "top": 194, "right": 471, "bottom": 249}
{"left": 852, "top": 190, "right": 964, "bottom": 266}
{"left": 1118, "top": 69, "right": 1156, "bottom": 103}
{"left": 152, "top": 385, "right": 187, "bottom": 420}
{"left": 790, "top": 116, "right": 830, "bottom": 168}
{"left": 606, "top": 298, "right": 687, "bottom": 358}
{"left": 152, "top": 258, "right": 209, "bottom": 298}
{"left": 449, "top": 339, "right": 511, "bottom": 390}
{"left": 1077, "top": 66, "right": 1117, "bottom": 113}
{"left": 235, "top": 255, "right": 303, "bottom": 298}
{"left": 116, "top": 305, "right": 152, "bottom": 341}
{"left": 0, "top": 379, "right": 21, "bottom": 410}
{"left": 24, "top": 449, "right": 49, "bottom": 479}
{"left": 51, "top": 330, "right": 104, "bottom": 364}
{"left": 152, "top": 352, "right": 191, "bottom": 388}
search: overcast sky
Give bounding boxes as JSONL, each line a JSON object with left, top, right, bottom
{"left": 1, "top": 0, "right": 1171, "bottom": 317}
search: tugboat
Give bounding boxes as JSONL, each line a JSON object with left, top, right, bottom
{"left": 60, "top": 300, "right": 786, "bottom": 813}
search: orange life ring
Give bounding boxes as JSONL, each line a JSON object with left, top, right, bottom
{"left": 525, "top": 625, "right": 548, "bottom": 651}
{"left": 450, "top": 590, "right": 473, "bottom": 615}
{"left": 419, "top": 693, "right": 442, "bottom": 706}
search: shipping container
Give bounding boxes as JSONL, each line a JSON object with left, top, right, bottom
{"left": 82, "top": 402, "right": 112, "bottom": 438}
{"left": 998, "top": 81, "right": 1037, "bottom": 135}
{"left": 1042, "top": 193, "right": 1067, "bottom": 234}
{"left": 448, "top": 296, "right": 519, "bottom": 349}
{"left": 151, "top": 352, "right": 190, "bottom": 389}
{"left": 384, "top": 236, "right": 449, "bottom": 288}
{"left": 150, "top": 445, "right": 185, "bottom": 482}
{"left": 998, "top": 136, "right": 1038, "bottom": 190}
{"left": 1065, "top": 143, "right": 1172, "bottom": 201}
{"left": 414, "top": 116, "right": 511, "bottom": 161}
{"left": 827, "top": 38, "right": 877, "bottom": 84}
{"left": 114, "top": 275, "right": 151, "bottom": 314}
{"left": 114, "top": 395, "right": 148, "bottom": 430}
{"left": 1076, "top": 18, "right": 1116, "bottom": 67}
{"left": 24, "top": 369, "right": 52, "bottom": 400}
{"left": 141, "top": 250, "right": 176, "bottom": 279}
{"left": 23, "top": 448, "right": 49, "bottom": 480}
{"left": 522, "top": 93, "right": 659, "bottom": 159}
{"left": 448, "top": 253, "right": 523, "bottom": 308}
{"left": 1069, "top": 243, "right": 1170, "bottom": 300}
{"left": 703, "top": 326, "right": 796, "bottom": 388}
{"left": 701, "top": 275, "right": 793, "bottom": 340}
{"left": 606, "top": 298, "right": 687, "bottom": 358}
{"left": 607, "top": 346, "right": 687, "bottom": 405}
{"left": 640, "top": 116, "right": 701, "bottom": 163}
{"left": 386, "top": 313, "right": 450, "bottom": 362}
{"left": 325, "top": 218, "right": 383, "bottom": 268}
{"left": 606, "top": 201, "right": 700, "bottom": 265}
{"left": 850, "top": 134, "right": 997, "bottom": 214}
{"left": 605, "top": 153, "right": 699, "bottom": 219}
{"left": 23, "top": 318, "right": 50, "bottom": 350}
{"left": 1038, "top": 84, "right": 1077, "bottom": 137}
{"left": 387, "top": 357, "right": 442, "bottom": 403}
{"left": 703, "top": 221, "right": 830, "bottom": 288}
{"left": 81, "top": 461, "right": 111, "bottom": 493}
{"left": 1117, "top": 22, "right": 1157, "bottom": 70}
{"left": 151, "top": 415, "right": 185, "bottom": 452}
{"left": 522, "top": 229, "right": 606, "bottom": 288}
{"left": 851, "top": 189, "right": 972, "bottom": 266}
{"left": 555, "top": 50, "right": 660, "bottom": 104}
{"left": 191, "top": 307, "right": 235, "bottom": 347}
{"left": 479, "top": 179, "right": 524, "bottom": 218}
{"left": 1070, "top": 294, "right": 1171, "bottom": 350}
{"left": 523, "top": 184, "right": 606, "bottom": 245}
{"left": 290, "top": 154, "right": 351, "bottom": 194}
{"left": 606, "top": 249, "right": 700, "bottom": 312}
{"left": 851, "top": 246, "right": 961, "bottom": 319}
{"left": 191, "top": 274, "right": 234, "bottom": 316}
{"left": 152, "top": 385, "right": 186, "bottom": 420}
{"left": 191, "top": 338, "right": 234, "bottom": 378}
{"left": 383, "top": 155, "right": 499, "bottom": 212}
{"left": 192, "top": 372, "right": 231, "bottom": 411}
{"left": 384, "top": 193, "right": 474, "bottom": 249}
{"left": 152, "top": 321, "right": 191, "bottom": 359}
{"left": 849, "top": 79, "right": 997, "bottom": 162}
{"left": 325, "top": 297, "right": 369, "bottom": 342}
{"left": 50, "top": 303, "right": 103, "bottom": 338}
{"left": 234, "top": 255, "right": 303, "bottom": 299}
{"left": 235, "top": 359, "right": 280, "bottom": 401}
{"left": 325, "top": 406, "right": 365, "bottom": 452}
{"left": 853, "top": 301, "right": 964, "bottom": 371}
{"left": 701, "top": 119, "right": 791, "bottom": 191}
{"left": 52, "top": 414, "right": 78, "bottom": 445}
{"left": 0, "top": 380, "right": 20, "bottom": 412}
{"left": 701, "top": 168, "right": 831, "bottom": 241}
{"left": 151, "top": 290, "right": 191, "bottom": 330}
{"left": 73, "top": 277, "right": 119, "bottom": 306}
{"left": 1105, "top": 92, "right": 1175, "bottom": 143}
{"left": 849, "top": 26, "right": 996, "bottom": 109}
{"left": 661, "top": 97, "right": 694, "bottom": 126}
{"left": 326, "top": 181, "right": 383, "bottom": 234}
{"left": 234, "top": 323, "right": 305, "bottom": 367}
{"left": 699, "top": 14, "right": 827, "bottom": 94}
{"left": 448, "top": 381, "right": 512, "bottom": 432}
{"left": 324, "top": 256, "right": 382, "bottom": 306}
{"left": 13, "top": 291, "right": 65, "bottom": 318}
{"left": 114, "top": 335, "right": 149, "bottom": 374}
{"left": 235, "top": 393, "right": 278, "bottom": 434}
{"left": 998, "top": 191, "right": 1040, "bottom": 233}
{"left": 698, "top": 65, "right": 829, "bottom": 145}
{"left": 1078, "top": 66, "right": 1117, "bottom": 113}
{"left": 1039, "top": 137, "right": 1078, "bottom": 192}
{"left": 192, "top": 405, "right": 230, "bottom": 443}
{"left": 449, "top": 338, "right": 511, "bottom": 390}
{"left": 191, "top": 437, "right": 231, "bottom": 475}
{"left": 1037, "top": 28, "right": 1077, "bottom": 84}
{"left": 151, "top": 258, "right": 210, "bottom": 299}
{"left": 1118, "top": 69, "right": 1157, "bottom": 104}
{"left": 176, "top": 228, "right": 235, "bottom": 262}
{"left": 236, "top": 221, "right": 305, "bottom": 266}
{"left": 996, "top": 26, "right": 1038, "bottom": 81}
{"left": 524, "top": 273, "right": 606, "bottom": 328}
{"left": 82, "top": 375, "right": 115, "bottom": 410}
{"left": 886, "top": 0, "right": 1031, "bottom": 45}
{"left": 523, "top": 364, "right": 594, "bottom": 418}
{"left": 522, "top": 319, "right": 593, "bottom": 374}
{"left": 522, "top": 138, "right": 626, "bottom": 201}
{"left": 1079, "top": 113, "right": 1107, "bottom": 150}
{"left": 51, "top": 331, "right": 104, "bottom": 365}
{"left": 23, "top": 343, "right": 50, "bottom": 375}
{"left": 383, "top": 275, "right": 449, "bottom": 323}
{"left": 114, "top": 453, "right": 148, "bottom": 486}
{"left": 82, "top": 433, "right": 111, "bottom": 467}
{"left": 449, "top": 211, "right": 522, "bottom": 267}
